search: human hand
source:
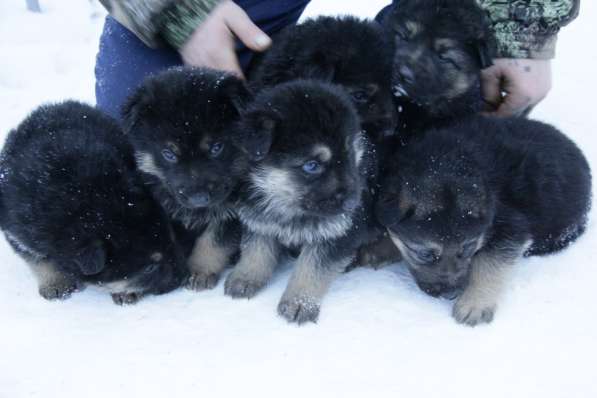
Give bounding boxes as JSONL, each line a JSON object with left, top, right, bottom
{"left": 481, "top": 58, "right": 552, "bottom": 117}
{"left": 179, "top": 0, "right": 272, "bottom": 78}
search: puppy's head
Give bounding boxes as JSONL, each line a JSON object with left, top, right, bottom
{"left": 122, "top": 67, "right": 252, "bottom": 209}
{"left": 240, "top": 80, "right": 364, "bottom": 219}
{"left": 376, "top": 133, "right": 495, "bottom": 298}
{"left": 257, "top": 16, "right": 397, "bottom": 141}
{"left": 384, "top": 0, "right": 496, "bottom": 117}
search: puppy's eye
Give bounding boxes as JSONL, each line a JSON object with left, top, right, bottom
{"left": 438, "top": 53, "right": 460, "bottom": 69}
{"left": 415, "top": 250, "right": 439, "bottom": 265}
{"left": 161, "top": 149, "right": 178, "bottom": 163}
{"left": 209, "top": 142, "right": 225, "bottom": 158}
{"left": 394, "top": 28, "right": 409, "bottom": 41}
{"left": 350, "top": 90, "right": 369, "bottom": 103}
{"left": 302, "top": 160, "right": 324, "bottom": 175}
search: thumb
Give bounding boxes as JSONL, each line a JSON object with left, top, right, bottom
{"left": 223, "top": 2, "right": 272, "bottom": 52}
{"left": 480, "top": 67, "right": 502, "bottom": 112}
{"left": 494, "top": 90, "right": 531, "bottom": 117}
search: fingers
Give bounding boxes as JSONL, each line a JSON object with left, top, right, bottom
{"left": 480, "top": 66, "right": 502, "bottom": 112}
{"left": 222, "top": 1, "right": 272, "bottom": 52}
{"left": 493, "top": 92, "right": 532, "bottom": 117}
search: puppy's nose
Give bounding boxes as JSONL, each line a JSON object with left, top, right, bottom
{"left": 188, "top": 191, "right": 210, "bottom": 207}
{"left": 397, "top": 65, "right": 415, "bottom": 84}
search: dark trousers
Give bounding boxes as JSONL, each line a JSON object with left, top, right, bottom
{"left": 95, "top": 0, "right": 311, "bottom": 119}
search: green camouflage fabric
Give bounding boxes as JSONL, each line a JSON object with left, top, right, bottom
{"left": 99, "top": 0, "right": 220, "bottom": 48}
{"left": 477, "top": 0, "right": 580, "bottom": 59}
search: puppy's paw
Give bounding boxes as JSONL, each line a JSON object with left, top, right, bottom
{"left": 186, "top": 272, "right": 219, "bottom": 291}
{"left": 38, "top": 280, "right": 80, "bottom": 301}
{"left": 277, "top": 295, "right": 320, "bottom": 324}
{"left": 111, "top": 292, "right": 143, "bottom": 306}
{"left": 452, "top": 296, "right": 496, "bottom": 326}
{"left": 224, "top": 272, "right": 265, "bottom": 299}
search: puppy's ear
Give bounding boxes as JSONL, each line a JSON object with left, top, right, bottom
{"left": 219, "top": 74, "right": 254, "bottom": 116}
{"left": 121, "top": 83, "right": 156, "bottom": 134}
{"left": 240, "top": 110, "right": 278, "bottom": 161}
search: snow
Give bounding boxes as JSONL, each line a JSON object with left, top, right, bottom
{"left": 0, "top": 1, "right": 595, "bottom": 397}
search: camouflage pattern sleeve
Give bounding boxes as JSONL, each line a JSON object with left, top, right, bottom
{"left": 99, "top": 0, "right": 220, "bottom": 49}
{"left": 477, "top": 0, "right": 580, "bottom": 59}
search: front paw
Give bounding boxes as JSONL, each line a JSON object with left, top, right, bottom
{"left": 186, "top": 272, "right": 219, "bottom": 291}
{"left": 452, "top": 296, "right": 496, "bottom": 326}
{"left": 224, "top": 271, "right": 266, "bottom": 299}
{"left": 111, "top": 292, "right": 143, "bottom": 306}
{"left": 277, "top": 295, "right": 321, "bottom": 324}
{"left": 38, "top": 280, "right": 80, "bottom": 300}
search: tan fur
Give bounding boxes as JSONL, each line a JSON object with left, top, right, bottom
{"left": 187, "top": 224, "right": 232, "bottom": 276}
{"left": 224, "top": 233, "right": 281, "bottom": 298}
{"left": 135, "top": 151, "right": 166, "bottom": 180}
{"left": 452, "top": 241, "right": 531, "bottom": 325}
{"left": 28, "top": 261, "right": 67, "bottom": 286}
{"left": 313, "top": 145, "right": 332, "bottom": 163}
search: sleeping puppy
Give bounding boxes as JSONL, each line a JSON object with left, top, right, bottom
{"left": 250, "top": 15, "right": 397, "bottom": 144}
{"left": 0, "top": 101, "right": 186, "bottom": 304}
{"left": 376, "top": 115, "right": 592, "bottom": 326}
{"left": 227, "top": 80, "right": 378, "bottom": 324}
{"left": 381, "top": 0, "right": 496, "bottom": 138}
{"left": 122, "top": 67, "right": 252, "bottom": 291}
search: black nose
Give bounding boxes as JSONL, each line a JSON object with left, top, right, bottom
{"left": 187, "top": 191, "right": 210, "bottom": 207}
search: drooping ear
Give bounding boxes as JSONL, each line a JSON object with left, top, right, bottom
{"left": 219, "top": 74, "right": 254, "bottom": 116}
{"left": 239, "top": 109, "right": 279, "bottom": 161}
{"left": 121, "top": 82, "right": 156, "bottom": 134}
{"left": 75, "top": 240, "right": 106, "bottom": 276}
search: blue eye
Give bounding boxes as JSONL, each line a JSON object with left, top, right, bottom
{"left": 209, "top": 142, "right": 224, "bottom": 158}
{"left": 302, "top": 160, "right": 323, "bottom": 174}
{"left": 161, "top": 149, "right": 178, "bottom": 163}
{"left": 416, "top": 250, "right": 439, "bottom": 265}
{"left": 351, "top": 90, "right": 369, "bottom": 103}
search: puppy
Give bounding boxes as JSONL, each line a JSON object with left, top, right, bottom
{"left": 382, "top": 0, "right": 496, "bottom": 138}
{"left": 227, "top": 80, "right": 379, "bottom": 324}
{"left": 376, "top": 115, "right": 592, "bottom": 326}
{"left": 122, "top": 67, "right": 252, "bottom": 291}
{"left": 0, "top": 101, "right": 186, "bottom": 304}
{"left": 250, "top": 15, "right": 397, "bottom": 143}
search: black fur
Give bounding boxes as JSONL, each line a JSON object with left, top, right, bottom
{"left": 250, "top": 16, "right": 397, "bottom": 143}
{"left": 382, "top": 0, "right": 496, "bottom": 138}
{"left": 0, "top": 101, "right": 186, "bottom": 303}
{"left": 230, "top": 80, "right": 383, "bottom": 323}
{"left": 376, "top": 115, "right": 592, "bottom": 322}
{"left": 122, "top": 67, "right": 251, "bottom": 290}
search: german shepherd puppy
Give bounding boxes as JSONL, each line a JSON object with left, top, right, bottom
{"left": 0, "top": 101, "right": 186, "bottom": 304}
{"left": 122, "top": 67, "right": 252, "bottom": 291}
{"left": 250, "top": 16, "right": 397, "bottom": 143}
{"left": 227, "top": 80, "right": 379, "bottom": 324}
{"left": 382, "top": 0, "right": 496, "bottom": 138}
{"left": 376, "top": 115, "right": 592, "bottom": 326}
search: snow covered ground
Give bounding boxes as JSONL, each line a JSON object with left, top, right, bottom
{"left": 0, "top": 1, "right": 595, "bottom": 397}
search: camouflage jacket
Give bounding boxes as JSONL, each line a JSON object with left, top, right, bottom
{"left": 478, "top": 0, "right": 580, "bottom": 58}
{"left": 101, "top": 0, "right": 580, "bottom": 59}
{"left": 99, "top": 0, "right": 220, "bottom": 49}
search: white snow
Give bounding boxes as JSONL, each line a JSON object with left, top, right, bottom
{"left": 0, "top": 1, "right": 596, "bottom": 397}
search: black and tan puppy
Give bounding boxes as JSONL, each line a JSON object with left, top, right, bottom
{"left": 122, "top": 67, "right": 252, "bottom": 291}
{"left": 0, "top": 101, "right": 186, "bottom": 304}
{"left": 382, "top": 0, "right": 496, "bottom": 138}
{"left": 376, "top": 115, "right": 592, "bottom": 326}
{"left": 250, "top": 15, "right": 397, "bottom": 143}
{"left": 226, "top": 80, "right": 379, "bottom": 324}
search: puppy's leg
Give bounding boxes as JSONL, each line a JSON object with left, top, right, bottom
{"left": 278, "top": 245, "right": 351, "bottom": 324}
{"left": 186, "top": 222, "right": 238, "bottom": 291}
{"left": 29, "top": 261, "right": 81, "bottom": 300}
{"left": 354, "top": 234, "right": 402, "bottom": 270}
{"left": 452, "top": 242, "right": 528, "bottom": 326}
{"left": 111, "top": 291, "right": 144, "bottom": 305}
{"left": 224, "top": 232, "right": 281, "bottom": 298}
